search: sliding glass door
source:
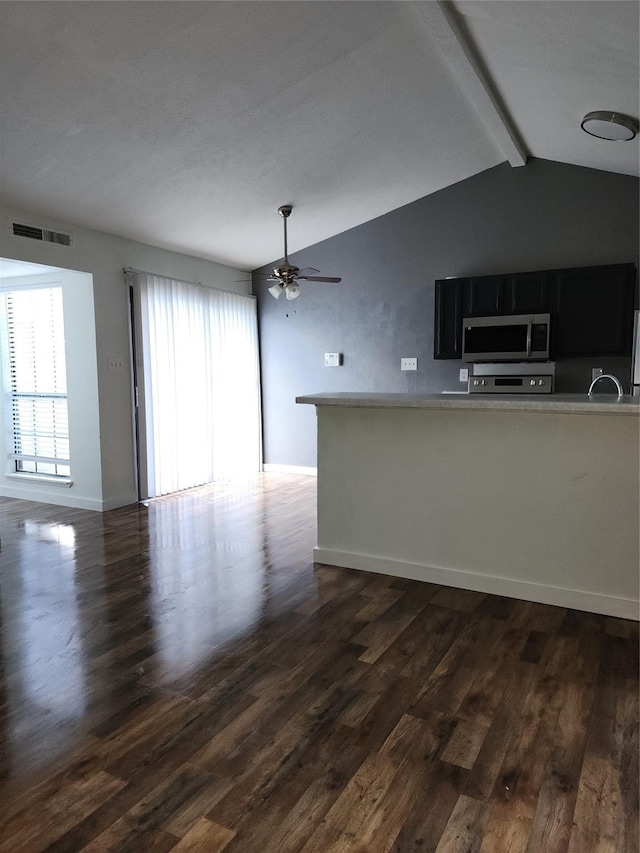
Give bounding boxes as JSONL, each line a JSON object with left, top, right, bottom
{"left": 131, "top": 273, "right": 261, "bottom": 499}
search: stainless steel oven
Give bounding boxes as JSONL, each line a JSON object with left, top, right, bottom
{"left": 462, "top": 313, "right": 551, "bottom": 362}
{"left": 468, "top": 361, "right": 554, "bottom": 394}
{"left": 469, "top": 375, "right": 553, "bottom": 393}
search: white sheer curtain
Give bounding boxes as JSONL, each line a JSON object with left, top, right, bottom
{"left": 136, "top": 274, "right": 261, "bottom": 498}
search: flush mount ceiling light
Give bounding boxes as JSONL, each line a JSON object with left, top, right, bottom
{"left": 580, "top": 111, "right": 638, "bottom": 141}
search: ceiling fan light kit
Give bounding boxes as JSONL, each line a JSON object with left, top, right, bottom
{"left": 580, "top": 111, "right": 638, "bottom": 141}
{"left": 263, "top": 205, "right": 342, "bottom": 299}
{"left": 285, "top": 283, "right": 300, "bottom": 300}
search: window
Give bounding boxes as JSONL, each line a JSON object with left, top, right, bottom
{"left": 0, "top": 286, "right": 70, "bottom": 478}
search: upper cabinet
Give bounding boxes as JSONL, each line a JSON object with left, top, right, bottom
{"left": 553, "top": 264, "right": 636, "bottom": 357}
{"left": 434, "top": 263, "right": 636, "bottom": 360}
{"left": 465, "top": 275, "right": 505, "bottom": 316}
{"left": 434, "top": 278, "right": 464, "bottom": 359}
{"left": 505, "top": 272, "right": 551, "bottom": 314}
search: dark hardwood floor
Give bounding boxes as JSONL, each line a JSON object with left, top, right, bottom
{"left": 0, "top": 473, "right": 637, "bottom": 852}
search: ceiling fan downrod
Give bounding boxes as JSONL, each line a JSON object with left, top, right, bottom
{"left": 278, "top": 205, "right": 292, "bottom": 264}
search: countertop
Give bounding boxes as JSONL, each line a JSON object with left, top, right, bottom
{"left": 296, "top": 391, "right": 640, "bottom": 415}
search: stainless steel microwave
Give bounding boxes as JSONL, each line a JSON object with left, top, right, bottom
{"left": 462, "top": 313, "right": 551, "bottom": 362}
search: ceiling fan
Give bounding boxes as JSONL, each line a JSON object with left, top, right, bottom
{"left": 257, "top": 205, "right": 342, "bottom": 300}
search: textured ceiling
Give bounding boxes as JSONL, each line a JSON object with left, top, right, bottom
{"left": 0, "top": 1, "right": 638, "bottom": 270}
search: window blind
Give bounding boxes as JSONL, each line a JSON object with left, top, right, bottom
{"left": 2, "top": 287, "right": 70, "bottom": 477}
{"left": 136, "top": 275, "right": 261, "bottom": 497}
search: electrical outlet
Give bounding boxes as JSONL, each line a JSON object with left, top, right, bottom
{"left": 459, "top": 368, "right": 469, "bottom": 382}
{"left": 108, "top": 357, "right": 126, "bottom": 372}
{"left": 592, "top": 367, "right": 604, "bottom": 381}
{"left": 324, "top": 352, "right": 342, "bottom": 367}
{"left": 401, "top": 357, "right": 418, "bottom": 371}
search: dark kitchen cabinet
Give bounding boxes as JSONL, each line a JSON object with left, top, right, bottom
{"left": 464, "top": 276, "right": 505, "bottom": 316}
{"left": 434, "top": 274, "right": 504, "bottom": 359}
{"left": 433, "top": 262, "right": 636, "bottom": 360}
{"left": 434, "top": 278, "right": 464, "bottom": 359}
{"left": 553, "top": 264, "right": 636, "bottom": 357}
{"left": 505, "top": 272, "right": 551, "bottom": 314}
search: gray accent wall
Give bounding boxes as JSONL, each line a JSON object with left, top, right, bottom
{"left": 255, "top": 159, "right": 639, "bottom": 469}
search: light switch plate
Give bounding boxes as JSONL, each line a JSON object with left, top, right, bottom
{"left": 459, "top": 368, "right": 469, "bottom": 382}
{"left": 401, "top": 358, "right": 418, "bottom": 371}
{"left": 325, "top": 352, "right": 342, "bottom": 367}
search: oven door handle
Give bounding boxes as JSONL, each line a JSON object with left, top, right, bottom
{"left": 526, "top": 323, "right": 532, "bottom": 357}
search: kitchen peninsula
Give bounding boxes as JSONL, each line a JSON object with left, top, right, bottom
{"left": 297, "top": 392, "right": 640, "bottom": 620}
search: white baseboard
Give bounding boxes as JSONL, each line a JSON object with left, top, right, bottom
{"left": 0, "top": 487, "right": 139, "bottom": 512}
{"left": 0, "top": 485, "right": 104, "bottom": 512}
{"left": 313, "top": 547, "right": 639, "bottom": 621}
{"left": 263, "top": 464, "right": 317, "bottom": 476}
{"left": 101, "top": 492, "right": 139, "bottom": 511}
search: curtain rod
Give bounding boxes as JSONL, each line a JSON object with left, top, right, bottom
{"left": 123, "top": 267, "right": 255, "bottom": 300}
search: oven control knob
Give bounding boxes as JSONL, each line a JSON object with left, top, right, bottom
{"left": 538, "top": 379, "right": 544, "bottom": 386}
{"left": 473, "top": 380, "right": 480, "bottom": 386}
{"left": 481, "top": 380, "right": 487, "bottom": 386}
{"left": 530, "top": 379, "right": 536, "bottom": 386}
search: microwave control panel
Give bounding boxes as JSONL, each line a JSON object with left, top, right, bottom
{"left": 468, "top": 375, "right": 553, "bottom": 394}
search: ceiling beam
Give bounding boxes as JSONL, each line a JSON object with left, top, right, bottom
{"left": 414, "top": 1, "right": 528, "bottom": 167}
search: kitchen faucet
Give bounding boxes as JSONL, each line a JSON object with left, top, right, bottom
{"left": 587, "top": 373, "right": 624, "bottom": 396}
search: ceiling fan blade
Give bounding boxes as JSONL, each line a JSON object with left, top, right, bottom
{"left": 297, "top": 275, "right": 342, "bottom": 283}
{"left": 295, "top": 267, "right": 320, "bottom": 276}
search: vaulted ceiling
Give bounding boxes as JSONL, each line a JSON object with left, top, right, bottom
{"left": 0, "top": 1, "right": 638, "bottom": 270}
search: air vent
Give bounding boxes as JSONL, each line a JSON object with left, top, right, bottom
{"left": 13, "top": 222, "right": 43, "bottom": 240}
{"left": 12, "top": 221, "right": 72, "bottom": 247}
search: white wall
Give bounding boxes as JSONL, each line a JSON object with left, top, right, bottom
{"left": 314, "top": 404, "right": 640, "bottom": 619}
{"left": 0, "top": 204, "right": 248, "bottom": 510}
